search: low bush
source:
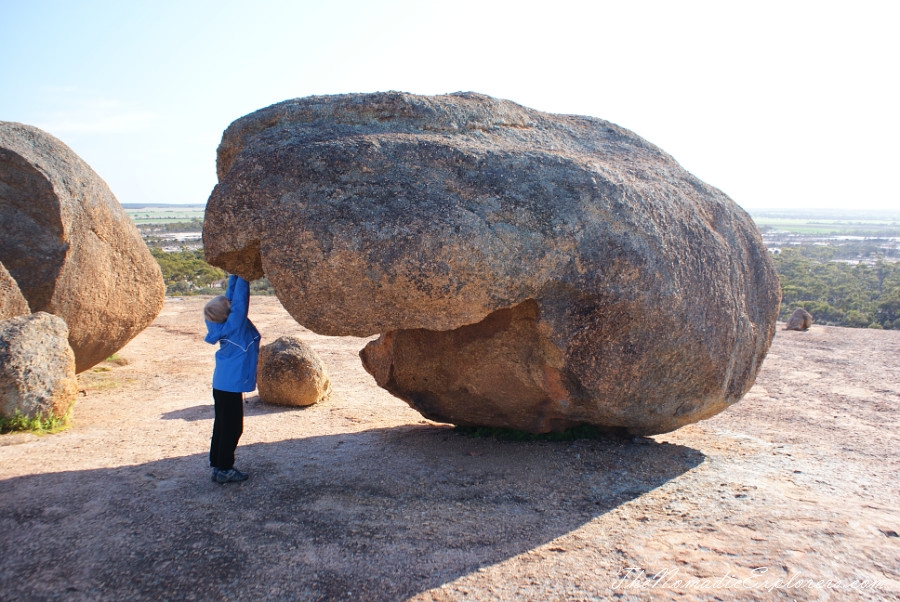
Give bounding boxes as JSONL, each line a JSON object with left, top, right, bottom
{"left": 0, "top": 408, "right": 72, "bottom": 434}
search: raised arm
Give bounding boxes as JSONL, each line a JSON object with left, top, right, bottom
{"left": 224, "top": 274, "right": 238, "bottom": 301}
{"left": 222, "top": 275, "right": 250, "bottom": 332}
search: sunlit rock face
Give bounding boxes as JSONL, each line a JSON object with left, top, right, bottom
{"left": 205, "top": 92, "right": 780, "bottom": 435}
{"left": 0, "top": 261, "right": 29, "bottom": 320}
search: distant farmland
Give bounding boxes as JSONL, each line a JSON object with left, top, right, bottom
{"left": 122, "top": 204, "right": 900, "bottom": 240}
{"left": 752, "top": 217, "right": 900, "bottom": 236}
{"left": 122, "top": 203, "right": 204, "bottom": 224}
{"left": 749, "top": 209, "right": 900, "bottom": 236}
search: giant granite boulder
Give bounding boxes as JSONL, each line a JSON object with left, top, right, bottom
{"left": 0, "top": 312, "right": 77, "bottom": 421}
{"left": 204, "top": 92, "right": 781, "bottom": 435}
{"left": 0, "top": 261, "right": 29, "bottom": 320}
{"left": 0, "top": 122, "right": 165, "bottom": 372}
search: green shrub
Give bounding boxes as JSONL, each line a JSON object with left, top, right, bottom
{"left": 249, "top": 278, "right": 276, "bottom": 295}
{"left": 0, "top": 408, "right": 72, "bottom": 434}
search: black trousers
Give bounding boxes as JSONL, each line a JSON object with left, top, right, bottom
{"left": 210, "top": 389, "right": 244, "bottom": 470}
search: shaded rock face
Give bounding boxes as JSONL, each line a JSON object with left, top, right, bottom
{"left": 0, "top": 261, "right": 29, "bottom": 320}
{"left": 0, "top": 122, "right": 165, "bottom": 372}
{"left": 205, "top": 92, "right": 781, "bottom": 435}
{"left": 785, "top": 308, "right": 813, "bottom": 331}
{"left": 0, "top": 312, "right": 77, "bottom": 420}
{"left": 361, "top": 300, "right": 593, "bottom": 433}
{"left": 257, "top": 336, "right": 331, "bottom": 407}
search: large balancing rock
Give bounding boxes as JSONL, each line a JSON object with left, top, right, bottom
{"left": 205, "top": 92, "right": 781, "bottom": 435}
{"left": 0, "top": 122, "right": 165, "bottom": 373}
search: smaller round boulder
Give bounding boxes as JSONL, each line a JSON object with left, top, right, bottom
{"left": 785, "top": 308, "right": 813, "bottom": 331}
{"left": 257, "top": 336, "right": 331, "bottom": 407}
{"left": 1, "top": 312, "right": 77, "bottom": 420}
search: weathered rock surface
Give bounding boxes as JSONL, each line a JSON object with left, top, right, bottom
{"left": 257, "top": 336, "right": 331, "bottom": 407}
{"left": 785, "top": 307, "right": 813, "bottom": 331}
{"left": 0, "top": 261, "right": 29, "bottom": 320}
{"left": 205, "top": 92, "right": 781, "bottom": 435}
{"left": 0, "top": 312, "right": 77, "bottom": 420}
{"left": 0, "top": 122, "right": 165, "bottom": 372}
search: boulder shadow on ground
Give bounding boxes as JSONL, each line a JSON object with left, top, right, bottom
{"left": 0, "top": 426, "right": 703, "bottom": 601}
{"left": 159, "top": 403, "right": 213, "bottom": 421}
{"left": 159, "top": 395, "right": 312, "bottom": 422}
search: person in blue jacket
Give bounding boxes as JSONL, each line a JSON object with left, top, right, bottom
{"left": 203, "top": 274, "right": 260, "bottom": 484}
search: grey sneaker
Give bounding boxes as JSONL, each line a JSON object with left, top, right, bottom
{"left": 211, "top": 468, "right": 219, "bottom": 482}
{"left": 216, "top": 468, "right": 248, "bottom": 484}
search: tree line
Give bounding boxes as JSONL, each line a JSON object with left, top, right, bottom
{"left": 149, "top": 248, "right": 274, "bottom": 296}
{"left": 138, "top": 218, "right": 204, "bottom": 234}
{"left": 773, "top": 247, "right": 900, "bottom": 329}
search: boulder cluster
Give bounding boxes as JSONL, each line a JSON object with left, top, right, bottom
{"left": 0, "top": 122, "right": 165, "bottom": 421}
{"left": 204, "top": 92, "right": 781, "bottom": 435}
{"left": 1, "top": 92, "right": 782, "bottom": 435}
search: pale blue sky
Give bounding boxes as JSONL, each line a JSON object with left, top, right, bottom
{"left": 1, "top": 0, "right": 897, "bottom": 211}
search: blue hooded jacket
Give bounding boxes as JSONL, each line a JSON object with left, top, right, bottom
{"left": 204, "top": 275, "right": 261, "bottom": 393}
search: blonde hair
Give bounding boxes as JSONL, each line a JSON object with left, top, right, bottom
{"left": 204, "top": 295, "right": 231, "bottom": 323}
